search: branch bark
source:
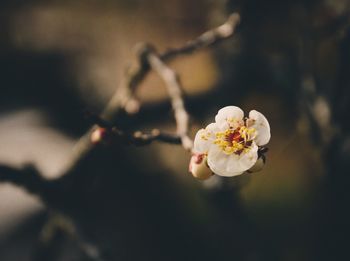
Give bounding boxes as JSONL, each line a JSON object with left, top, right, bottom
{"left": 0, "top": 164, "right": 52, "bottom": 196}
{"left": 147, "top": 49, "right": 193, "bottom": 151}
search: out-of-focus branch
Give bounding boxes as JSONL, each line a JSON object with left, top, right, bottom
{"left": 115, "top": 12, "right": 240, "bottom": 113}
{"left": 61, "top": 44, "right": 152, "bottom": 176}
{"left": 33, "top": 212, "right": 106, "bottom": 261}
{"left": 298, "top": 8, "right": 336, "bottom": 147}
{"left": 147, "top": 49, "right": 193, "bottom": 151}
{"left": 96, "top": 127, "right": 182, "bottom": 146}
{"left": 129, "top": 129, "right": 182, "bottom": 145}
{"left": 87, "top": 112, "right": 182, "bottom": 146}
{"left": 160, "top": 13, "right": 240, "bottom": 61}
{"left": 0, "top": 164, "right": 51, "bottom": 195}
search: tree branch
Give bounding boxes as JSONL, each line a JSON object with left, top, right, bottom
{"left": 86, "top": 112, "right": 182, "bottom": 146}
{"left": 0, "top": 13, "right": 241, "bottom": 197}
{"left": 147, "top": 48, "right": 193, "bottom": 151}
{"left": 60, "top": 12, "right": 240, "bottom": 178}
{"left": 160, "top": 13, "right": 240, "bottom": 61}
{"left": 103, "top": 12, "right": 240, "bottom": 121}
{"left": 33, "top": 212, "right": 106, "bottom": 261}
{"left": 109, "top": 127, "right": 182, "bottom": 146}
{"left": 0, "top": 164, "right": 51, "bottom": 195}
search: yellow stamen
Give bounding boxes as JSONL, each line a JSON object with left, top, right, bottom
{"left": 213, "top": 126, "right": 256, "bottom": 155}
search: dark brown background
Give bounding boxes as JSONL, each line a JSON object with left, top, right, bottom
{"left": 0, "top": 0, "right": 349, "bottom": 260}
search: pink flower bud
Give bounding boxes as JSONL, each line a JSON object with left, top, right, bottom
{"left": 91, "top": 128, "right": 109, "bottom": 144}
{"left": 189, "top": 153, "right": 213, "bottom": 180}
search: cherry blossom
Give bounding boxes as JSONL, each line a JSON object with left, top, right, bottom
{"left": 190, "top": 106, "right": 270, "bottom": 178}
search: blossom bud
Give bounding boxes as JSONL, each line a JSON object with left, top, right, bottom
{"left": 189, "top": 154, "right": 213, "bottom": 180}
{"left": 91, "top": 127, "right": 110, "bottom": 145}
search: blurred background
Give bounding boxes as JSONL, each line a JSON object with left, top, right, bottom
{"left": 0, "top": 0, "right": 349, "bottom": 260}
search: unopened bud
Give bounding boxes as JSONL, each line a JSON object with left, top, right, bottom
{"left": 189, "top": 154, "right": 213, "bottom": 180}
{"left": 91, "top": 128, "right": 110, "bottom": 144}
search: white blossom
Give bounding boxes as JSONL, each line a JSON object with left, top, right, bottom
{"left": 191, "top": 106, "right": 270, "bottom": 177}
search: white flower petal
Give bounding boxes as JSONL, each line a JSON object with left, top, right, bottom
{"left": 193, "top": 122, "right": 221, "bottom": 153}
{"left": 215, "top": 106, "right": 244, "bottom": 130}
{"left": 207, "top": 145, "right": 232, "bottom": 177}
{"left": 248, "top": 110, "right": 271, "bottom": 146}
{"left": 207, "top": 142, "right": 259, "bottom": 177}
{"left": 193, "top": 129, "right": 211, "bottom": 153}
{"left": 205, "top": 122, "right": 220, "bottom": 132}
{"left": 210, "top": 163, "right": 243, "bottom": 177}
{"left": 227, "top": 142, "right": 258, "bottom": 173}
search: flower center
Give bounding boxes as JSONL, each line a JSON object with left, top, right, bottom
{"left": 214, "top": 126, "right": 256, "bottom": 155}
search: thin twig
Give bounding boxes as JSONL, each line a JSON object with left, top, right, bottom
{"left": 160, "top": 13, "right": 240, "bottom": 61}
{"left": 115, "top": 128, "right": 181, "bottom": 145}
{"left": 147, "top": 49, "right": 193, "bottom": 151}
{"left": 87, "top": 112, "right": 182, "bottom": 146}
{"left": 91, "top": 125, "right": 182, "bottom": 146}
